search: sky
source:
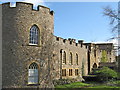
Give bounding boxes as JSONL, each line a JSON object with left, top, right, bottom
{"left": 0, "top": 0, "right": 118, "bottom": 44}
{"left": 49, "top": 2, "right": 118, "bottom": 43}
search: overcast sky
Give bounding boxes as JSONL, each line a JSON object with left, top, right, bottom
{"left": 0, "top": 1, "right": 118, "bottom": 45}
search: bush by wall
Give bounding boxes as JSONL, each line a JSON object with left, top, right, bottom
{"left": 95, "top": 67, "right": 118, "bottom": 82}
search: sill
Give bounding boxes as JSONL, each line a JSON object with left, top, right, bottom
{"left": 29, "top": 43, "right": 38, "bottom": 46}
{"left": 28, "top": 43, "right": 41, "bottom": 47}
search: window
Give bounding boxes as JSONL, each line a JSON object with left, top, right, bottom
{"left": 76, "top": 54, "right": 78, "bottom": 65}
{"left": 62, "top": 69, "right": 66, "bottom": 76}
{"left": 94, "top": 50, "right": 96, "bottom": 57}
{"left": 60, "top": 49, "right": 63, "bottom": 61}
{"left": 63, "top": 51, "right": 66, "bottom": 64}
{"left": 29, "top": 25, "right": 39, "bottom": 45}
{"left": 69, "top": 69, "right": 72, "bottom": 76}
{"left": 75, "top": 69, "right": 79, "bottom": 76}
{"left": 69, "top": 52, "right": 73, "bottom": 65}
{"left": 28, "top": 62, "right": 38, "bottom": 84}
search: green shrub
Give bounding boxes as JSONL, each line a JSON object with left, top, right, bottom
{"left": 95, "top": 67, "right": 118, "bottom": 82}
{"left": 118, "top": 72, "right": 120, "bottom": 79}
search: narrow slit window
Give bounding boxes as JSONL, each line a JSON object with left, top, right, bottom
{"left": 70, "top": 53, "right": 73, "bottom": 65}
{"left": 76, "top": 54, "right": 78, "bottom": 65}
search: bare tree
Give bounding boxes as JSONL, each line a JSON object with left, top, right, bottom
{"left": 103, "top": 6, "right": 119, "bottom": 34}
{"left": 103, "top": 3, "right": 120, "bottom": 72}
{"left": 103, "top": 5, "right": 119, "bottom": 50}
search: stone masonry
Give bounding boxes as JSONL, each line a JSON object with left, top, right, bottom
{"left": 1, "top": 2, "right": 116, "bottom": 88}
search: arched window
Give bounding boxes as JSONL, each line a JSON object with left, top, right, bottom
{"left": 63, "top": 51, "right": 66, "bottom": 64}
{"left": 29, "top": 25, "right": 39, "bottom": 45}
{"left": 69, "top": 52, "right": 73, "bottom": 65}
{"left": 76, "top": 54, "right": 78, "bottom": 65}
{"left": 28, "top": 62, "right": 38, "bottom": 84}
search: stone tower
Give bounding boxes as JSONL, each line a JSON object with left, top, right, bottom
{"left": 1, "top": 2, "right": 54, "bottom": 88}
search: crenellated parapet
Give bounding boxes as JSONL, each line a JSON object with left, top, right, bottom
{"left": 54, "top": 36, "right": 88, "bottom": 49}
{"left": 1, "top": 2, "right": 54, "bottom": 16}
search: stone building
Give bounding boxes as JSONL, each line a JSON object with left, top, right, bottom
{"left": 84, "top": 43, "right": 115, "bottom": 73}
{"left": 1, "top": 2, "right": 116, "bottom": 88}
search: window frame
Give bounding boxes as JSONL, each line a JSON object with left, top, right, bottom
{"left": 75, "top": 69, "right": 79, "bottom": 76}
{"left": 69, "top": 69, "right": 73, "bottom": 76}
{"left": 63, "top": 51, "right": 66, "bottom": 64}
{"left": 76, "top": 53, "right": 78, "bottom": 65}
{"left": 28, "top": 62, "right": 39, "bottom": 85}
{"left": 62, "top": 69, "right": 67, "bottom": 76}
{"left": 69, "top": 52, "right": 73, "bottom": 65}
{"left": 29, "top": 25, "right": 39, "bottom": 45}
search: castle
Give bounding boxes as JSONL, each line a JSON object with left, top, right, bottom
{"left": 1, "top": 2, "right": 116, "bottom": 88}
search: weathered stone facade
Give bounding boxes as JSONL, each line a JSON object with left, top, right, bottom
{"left": 53, "top": 37, "right": 88, "bottom": 80}
{"left": 84, "top": 43, "right": 115, "bottom": 74}
{"left": 2, "top": 2, "right": 54, "bottom": 88}
{"left": 1, "top": 2, "right": 116, "bottom": 88}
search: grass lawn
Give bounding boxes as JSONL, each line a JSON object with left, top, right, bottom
{"left": 55, "top": 82, "right": 90, "bottom": 88}
{"left": 55, "top": 80, "right": 120, "bottom": 89}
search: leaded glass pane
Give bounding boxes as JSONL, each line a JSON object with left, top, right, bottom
{"left": 29, "top": 25, "right": 39, "bottom": 45}
{"left": 28, "top": 63, "right": 38, "bottom": 84}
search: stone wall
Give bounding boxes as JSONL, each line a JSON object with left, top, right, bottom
{"left": 2, "top": 2, "right": 54, "bottom": 88}
{"left": 84, "top": 43, "right": 97, "bottom": 74}
{"left": 0, "top": 4, "right": 2, "bottom": 90}
{"left": 96, "top": 43, "right": 115, "bottom": 63}
{"left": 53, "top": 36, "right": 88, "bottom": 81}
{"left": 84, "top": 43, "right": 116, "bottom": 74}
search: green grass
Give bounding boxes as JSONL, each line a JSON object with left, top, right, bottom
{"left": 55, "top": 82, "right": 90, "bottom": 88}
{"left": 89, "top": 85, "right": 120, "bottom": 88}
{"left": 55, "top": 80, "right": 120, "bottom": 89}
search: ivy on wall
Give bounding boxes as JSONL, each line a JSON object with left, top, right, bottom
{"left": 101, "top": 50, "right": 108, "bottom": 62}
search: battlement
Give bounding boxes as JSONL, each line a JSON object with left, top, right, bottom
{"left": 1, "top": 2, "right": 54, "bottom": 15}
{"left": 55, "top": 36, "right": 88, "bottom": 49}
